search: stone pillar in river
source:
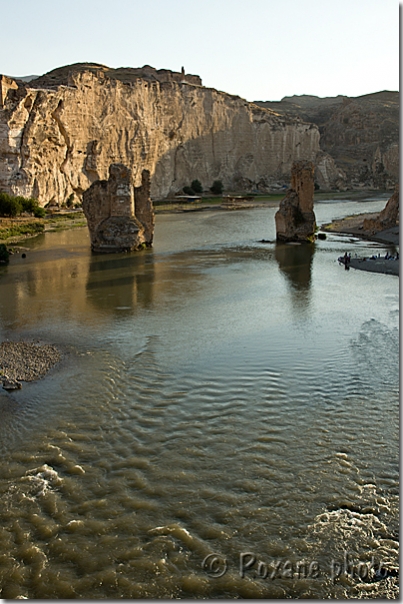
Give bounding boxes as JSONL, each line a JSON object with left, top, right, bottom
{"left": 135, "top": 169, "right": 155, "bottom": 246}
{"left": 275, "top": 161, "right": 317, "bottom": 242}
{"left": 82, "top": 163, "right": 154, "bottom": 253}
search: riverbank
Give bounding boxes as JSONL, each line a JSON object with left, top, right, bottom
{"left": 321, "top": 212, "right": 399, "bottom": 246}
{"left": 321, "top": 210, "right": 399, "bottom": 276}
{"left": 0, "top": 211, "right": 87, "bottom": 245}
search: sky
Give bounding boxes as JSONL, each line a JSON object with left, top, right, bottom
{"left": 1, "top": 0, "right": 400, "bottom": 101}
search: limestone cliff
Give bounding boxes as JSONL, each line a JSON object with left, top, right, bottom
{"left": 0, "top": 63, "right": 324, "bottom": 206}
{"left": 255, "top": 91, "right": 399, "bottom": 190}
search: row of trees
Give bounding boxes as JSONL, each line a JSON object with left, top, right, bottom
{"left": 182, "top": 179, "right": 223, "bottom": 196}
{"left": 0, "top": 192, "right": 46, "bottom": 218}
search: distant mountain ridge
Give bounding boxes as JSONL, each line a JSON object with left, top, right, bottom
{"left": 254, "top": 92, "right": 399, "bottom": 189}
{"left": 12, "top": 75, "right": 39, "bottom": 82}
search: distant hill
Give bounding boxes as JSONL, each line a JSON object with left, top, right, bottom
{"left": 254, "top": 92, "right": 399, "bottom": 189}
{"left": 13, "top": 75, "right": 39, "bottom": 82}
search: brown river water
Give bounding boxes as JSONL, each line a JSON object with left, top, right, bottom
{"left": 0, "top": 197, "right": 399, "bottom": 598}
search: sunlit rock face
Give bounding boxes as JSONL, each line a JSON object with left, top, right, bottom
{"left": 0, "top": 63, "right": 322, "bottom": 205}
{"left": 82, "top": 163, "right": 154, "bottom": 253}
{"left": 275, "top": 161, "right": 316, "bottom": 242}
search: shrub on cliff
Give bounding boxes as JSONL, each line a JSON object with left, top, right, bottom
{"left": 210, "top": 180, "right": 223, "bottom": 195}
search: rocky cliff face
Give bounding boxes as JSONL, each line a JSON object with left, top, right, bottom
{"left": 255, "top": 91, "right": 399, "bottom": 190}
{"left": 0, "top": 63, "right": 331, "bottom": 206}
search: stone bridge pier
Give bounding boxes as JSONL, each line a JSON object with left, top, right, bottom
{"left": 82, "top": 164, "right": 154, "bottom": 253}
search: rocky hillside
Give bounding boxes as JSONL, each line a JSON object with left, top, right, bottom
{"left": 0, "top": 63, "right": 343, "bottom": 206}
{"left": 255, "top": 92, "right": 399, "bottom": 190}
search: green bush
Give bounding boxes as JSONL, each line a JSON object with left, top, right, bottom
{"left": 191, "top": 179, "right": 203, "bottom": 194}
{"left": 210, "top": 180, "right": 223, "bottom": 195}
{"left": 0, "top": 192, "right": 22, "bottom": 217}
{"left": 33, "top": 206, "right": 46, "bottom": 218}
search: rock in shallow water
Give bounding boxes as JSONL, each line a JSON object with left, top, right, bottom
{"left": 2, "top": 378, "right": 22, "bottom": 391}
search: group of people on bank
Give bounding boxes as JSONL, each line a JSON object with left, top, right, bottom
{"left": 338, "top": 250, "right": 399, "bottom": 270}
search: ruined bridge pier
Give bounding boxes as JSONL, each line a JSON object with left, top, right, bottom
{"left": 82, "top": 164, "right": 155, "bottom": 253}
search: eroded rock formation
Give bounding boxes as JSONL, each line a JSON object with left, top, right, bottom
{"left": 82, "top": 163, "right": 154, "bottom": 252}
{"left": 362, "top": 185, "right": 399, "bottom": 235}
{"left": 0, "top": 63, "right": 325, "bottom": 205}
{"left": 275, "top": 161, "right": 316, "bottom": 242}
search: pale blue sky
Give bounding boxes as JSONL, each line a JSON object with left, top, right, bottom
{"left": 2, "top": 0, "right": 399, "bottom": 101}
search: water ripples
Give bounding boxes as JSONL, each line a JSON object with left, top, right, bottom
{"left": 0, "top": 203, "right": 399, "bottom": 598}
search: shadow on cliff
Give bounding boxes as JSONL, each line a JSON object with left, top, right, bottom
{"left": 275, "top": 243, "right": 315, "bottom": 313}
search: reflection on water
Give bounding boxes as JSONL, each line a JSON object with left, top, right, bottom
{"left": 0, "top": 199, "right": 399, "bottom": 599}
{"left": 86, "top": 252, "right": 156, "bottom": 312}
{"left": 275, "top": 242, "right": 315, "bottom": 313}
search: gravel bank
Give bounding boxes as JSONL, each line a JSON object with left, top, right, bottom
{"left": 0, "top": 341, "right": 61, "bottom": 388}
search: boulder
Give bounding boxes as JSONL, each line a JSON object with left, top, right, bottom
{"left": 2, "top": 378, "right": 22, "bottom": 391}
{"left": 82, "top": 163, "right": 154, "bottom": 253}
{"left": 275, "top": 161, "right": 316, "bottom": 242}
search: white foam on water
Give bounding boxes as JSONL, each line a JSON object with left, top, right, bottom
{"left": 23, "top": 464, "right": 63, "bottom": 497}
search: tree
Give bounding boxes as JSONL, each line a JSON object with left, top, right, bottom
{"left": 191, "top": 179, "right": 203, "bottom": 194}
{"left": 0, "top": 192, "right": 22, "bottom": 217}
{"left": 0, "top": 192, "right": 44, "bottom": 217}
{"left": 210, "top": 180, "right": 223, "bottom": 195}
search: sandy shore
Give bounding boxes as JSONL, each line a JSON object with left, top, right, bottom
{"left": 0, "top": 341, "right": 61, "bottom": 390}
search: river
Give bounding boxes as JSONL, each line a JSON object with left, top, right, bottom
{"left": 0, "top": 196, "right": 399, "bottom": 598}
